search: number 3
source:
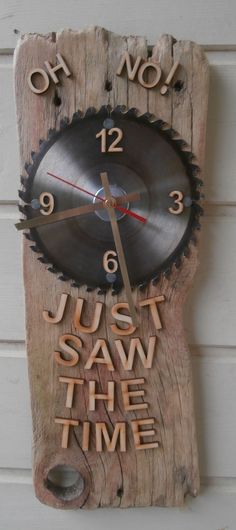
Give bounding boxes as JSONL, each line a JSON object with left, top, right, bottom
{"left": 168, "top": 190, "right": 184, "bottom": 215}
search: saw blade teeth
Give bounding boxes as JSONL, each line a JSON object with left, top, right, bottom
{"left": 138, "top": 282, "right": 147, "bottom": 291}
{"left": 192, "top": 191, "right": 201, "bottom": 201}
{"left": 152, "top": 275, "right": 160, "bottom": 285}
{"left": 25, "top": 162, "right": 33, "bottom": 175}
{"left": 96, "top": 105, "right": 108, "bottom": 117}
{"left": 85, "top": 107, "right": 96, "bottom": 117}
{"left": 37, "top": 256, "right": 50, "bottom": 264}
{"left": 60, "top": 117, "right": 69, "bottom": 129}
{"left": 153, "top": 118, "right": 166, "bottom": 129}
{"left": 174, "top": 257, "right": 182, "bottom": 269}
{"left": 163, "top": 266, "right": 172, "bottom": 278}
{"left": 86, "top": 286, "right": 96, "bottom": 292}
{"left": 182, "top": 151, "right": 194, "bottom": 163}
{"left": 194, "top": 177, "right": 203, "bottom": 188}
{"left": 112, "top": 105, "right": 125, "bottom": 116}
{"left": 17, "top": 105, "right": 203, "bottom": 289}
{"left": 126, "top": 108, "right": 139, "bottom": 118}
{"left": 71, "top": 281, "right": 81, "bottom": 288}
{"left": 20, "top": 175, "right": 27, "bottom": 187}
{"left": 48, "top": 128, "right": 56, "bottom": 139}
{"left": 72, "top": 110, "right": 83, "bottom": 122}
{"left": 193, "top": 203, "right": 204, "bottom": 216}
{"left": 174, "top": 138, "right": 188, "bottom": 149}
{"left": 190, "top": 235, "right": 197, "bottom": 246}
{"left": 24, "top": 232, "right": 34, "bottom": 241}
{"left": 141, "top": 111, "right": 153, "bottom": 122}
{"left": 165, "top": 128, "right": 177, "bottom": 139}
{"left": 113, "top": 104, "right": 126, "bottom": 115}
{"left": 30, "top": 244, "right": 40, "bottom": 253}
{"left": 183, "top": 246, "right": 191, "bottom": 258}
{"left": 195, "top": 221, "right": 201, "bottom": 230}
{"left": 18, "top": 204, "right": 27, "bottom": 214}
{"left": 58, "top": 274, "right": 70, "bottom": 282}
{"left": 112, "top": 287, "right": 121, "bottom": 296}
{"left": 18, "top": 189, "right": 28, "bottom": 202}
{"left": 97, "top": 287, "right": 108, "bottom": 295}
{"left": 188, "top": 164, "right": 201, "bottom": 178}
{"left": 47, "top": 266, "right": 59, "bottom": 274}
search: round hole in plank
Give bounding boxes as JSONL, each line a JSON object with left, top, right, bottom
{"left": 45, "top": 465, "right": 84, "bottom": 501}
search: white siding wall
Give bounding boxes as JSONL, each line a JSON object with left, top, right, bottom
{"left": 0, "top": 1, "right": 236, "bottom": 528}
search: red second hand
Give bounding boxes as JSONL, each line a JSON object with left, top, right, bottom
{"left": 47, "top": 171, "right": 147, "bottom": 224}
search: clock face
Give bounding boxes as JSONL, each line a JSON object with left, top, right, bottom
{"left": 20, "top": 107, "right": 201, "bottom": 292}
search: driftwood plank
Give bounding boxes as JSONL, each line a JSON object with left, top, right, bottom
{"left": 14, "top": 27, "right": 209, "bottom": 509}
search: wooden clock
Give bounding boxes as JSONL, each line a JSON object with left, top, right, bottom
{"left": 14, "top": 27, "right": 209, "bottom": 509}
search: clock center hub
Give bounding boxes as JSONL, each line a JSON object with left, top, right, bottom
{"left": 93, "top": 185, "right": 128, "bottom": 221}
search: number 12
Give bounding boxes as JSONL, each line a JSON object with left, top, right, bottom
{"left": 96, "top": 128, "right": 123, "bottom": 153}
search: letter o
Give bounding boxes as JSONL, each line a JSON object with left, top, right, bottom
{"left": 27, "top": 68, "right": 50, "bottom": 94}
{"left": 138, "top": 61, "right": 162, "bottom": 89}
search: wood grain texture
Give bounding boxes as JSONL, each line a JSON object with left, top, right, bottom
{"left": 2, "top": 214, "right": 236, "bottom": 346}
{"left": 14, "top": 28, "right": 209, "bottom": 509}
{"left": 2, "top": 54, "right": 236, "bottom": 202}
{"left": 2, "top": 351, "right": 236, "bottom": 478}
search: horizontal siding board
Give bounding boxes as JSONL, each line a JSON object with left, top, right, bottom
{"left": 0, "top": 219, "right": 25, "bottom": 341}
{"left": 0, "top": 0, "right": 236, "bottom": 48}
{"left": 1, "top": 57, "right": 236, "bottom": 202}
{"left": 1, "top": 215, "right": 236, "bottom": 346}
{"left": 184, "top": 215, "right": 236, "bottom": 347}
{"left": 0, "top": 483, "right": 236, "bottom": 529}
{"left": 1, "top": 351, "right": 236, "bottom": 477}
{"left": 205, "top": 63, "right": 236, "bottom": 202}
{"left": 0, "top": 61, "right": 19, "bottom": 202}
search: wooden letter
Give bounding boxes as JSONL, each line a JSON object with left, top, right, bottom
{"left": 89, "top": 381, "right": 114, "bottom": 411}
{"left": 131, "top": 418, "right": 159, "bottom": 450}
{"left": 116, "top": 51, "right": 142, "bottom": 81}
{"left": 84, "top": 339, "right": 115, "bottom": 371}
{"left": 160, "top": 60, "right": 180, "bottom": 95}
{"left": 82, "top": 422, "right": 91, "bottom": 451}
{"left": 137, "top": 60, "right": 162, "bottom": 89}
{"left": 27, "top": 68, "right": 50, "bottom": 94}
{"left": 115, "top": 336, "right": 157, "bottom": 370}
{"left": 96, "top": 422, "right": 126, "bottom": 452}
{"left": 54, "top": 334, "right": 81, "bottom": 367}
{"left": 121, "top": 378, "right": 148, "bottom": 411}
{"left": 44, "top": 53, "right": 71, "bottom": 84}
{"left": 59, "top": 376, "right": 84, "bottom": 408}
{"left": 111, "top": 302, "right": 137, "bottom": 336}
{"left": 74, "top": 298, "right": 103, "bottom": 334}
{"left": 139, "top": 295, "right": 165, "bottom": 329}
{"left": 55, "top": 418, "right": 79, "bottom": 449}
{"left": 43, "top": 293, "right": 68, "bottom": 324}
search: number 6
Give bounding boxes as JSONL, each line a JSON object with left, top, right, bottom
{"left": 103, "top": 250, "right": 118, "bottom": 273}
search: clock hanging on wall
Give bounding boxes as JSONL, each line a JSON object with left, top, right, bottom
{"left": 14, "top": 27, "right": 209, "bottom": 509}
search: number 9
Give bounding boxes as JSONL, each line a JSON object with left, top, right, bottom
{"left": 39, "top": 192, "right": 54, "bottom": 216}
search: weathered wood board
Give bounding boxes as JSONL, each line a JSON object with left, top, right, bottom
{"left": 14, "top": 27, "right": 209, "bottom": 509}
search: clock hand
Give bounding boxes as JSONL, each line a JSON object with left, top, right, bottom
{"left": 15, "top": 192, "right": 140, "bottom": 231}
{"left": 101, "top": 171, "right": 139, "bottom": 327}
{"left": 47, "top": 171, "right": 147, "bottom": 224}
